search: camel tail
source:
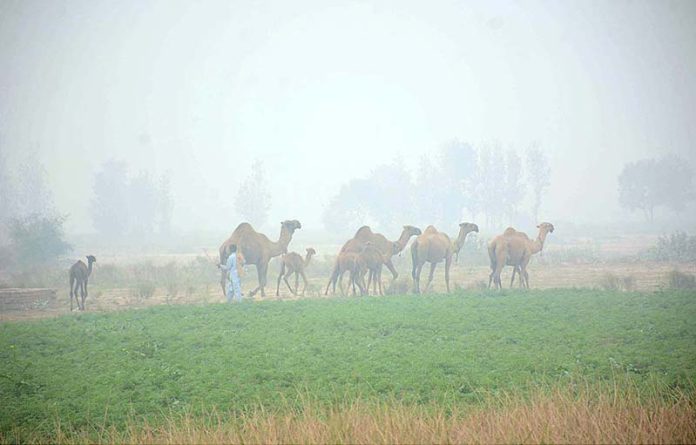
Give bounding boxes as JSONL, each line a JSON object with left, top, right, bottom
{"left": 411, "top": 244, "right": 418, "bottom": 280}
{"left": 487, "top": 243, "right": 497, "bottom": 271}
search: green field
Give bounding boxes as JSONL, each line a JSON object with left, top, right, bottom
{"left": 1, "top": 289, "right": 695, "bottom": 438}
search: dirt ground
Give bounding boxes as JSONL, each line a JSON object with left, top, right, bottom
{"left": 2, "top": 257, "right": 694, "bottom": 323}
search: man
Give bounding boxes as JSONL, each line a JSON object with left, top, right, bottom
{"left": 220, "top": 244, "right": 243, "bottom": 303}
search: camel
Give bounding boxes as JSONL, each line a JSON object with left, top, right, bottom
{"left": 276, "top": 248, "right": 316, "bottom": 296}
{"left": 360, "top": 242, "right": 389, "bottom": 296}
{"left": 324, "top": 251, "right": 366, "bottom": 296}
{"left": 338, "top": 225, "right": 422, "bottom": 280}
{"left": 69, "top": 255, "right": 96, "bottom": 311}
{"left": 219, "top": 220, "right": 302, "bottom": 298}
{"left": 487, "top": 222, "right": 555, "bottom": 289}
{"left": 411, "top": 223, "right": 479, "bottom": 294}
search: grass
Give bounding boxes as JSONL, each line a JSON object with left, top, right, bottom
{"left": 1, "top": 289, "right": 695, "bottom": 442}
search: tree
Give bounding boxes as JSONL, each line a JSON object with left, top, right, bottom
{"left": 235, "top": 160, "right": 271, "bottom": 227}
{"left": 503, "top": 150, "right": 524, "bottom": 222}
{"left": 91, "top": 160, "right": 130, "bottom": 238}
{"left": 526, "top": 144, "right": 551, "bottom": 222}
{"left": 618, "top": 155, "right": 694, "bottom": 221}
{"left": 128, "top": 172, "right": 159, "bottom": 236}
{"left": 9, "top": 214, "right": 71, "bottom": 267}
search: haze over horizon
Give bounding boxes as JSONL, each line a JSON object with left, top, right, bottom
{"left": 2, "top": 0, "right": 695, "bottom": 237}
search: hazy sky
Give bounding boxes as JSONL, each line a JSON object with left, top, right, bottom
{"left": 1, "top": 0, "right": 695, "bottom": 234}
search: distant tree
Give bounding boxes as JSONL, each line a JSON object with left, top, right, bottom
{"left": 439, "top": 140, "right": 477, "bottom": 225}
{"left": 157, "top": 172, "right": 173, "bottom": 235}
{"left": 91, "top": 160, "right": 130, "bottom": 238}
{"left": 503, "top": 150, "right": 524, "bottom": 222}
{"left": 128, "top": 172, "right": 159, "bottom": 235}
{"left": 9, "top": 214, "right": 71, "bottom": 267}
{"left": 618, "top": 155, "right": 694, "bottom": 221}
{"left": 13, "top": 154, "right": 53, "bottom": 217}
{"left": 0, "top": 151, "right": 15, "bottom": 243}
{"left": 475, "top": 144, "right": 506, "bottom": 227}
{"left": 526, "top": 144, "right": 551, "bottom": 222}
{"left": 235, "top": 160, "right": 271, "bottom": 227}
{"left": 322, "top": 180, "right": 371, "bottom": 234}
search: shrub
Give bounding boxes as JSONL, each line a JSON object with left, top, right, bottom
{"left": 597, "top": 273, "right": 636, "bottom": 292}
{"left": 8, "top": 214, "right": 71, "bottom": 268}
{"left": 647, "top": 232, "right": 696, "bottom": 262}
{"left": 666, "top": 270, "right": 696, "bottom": 290}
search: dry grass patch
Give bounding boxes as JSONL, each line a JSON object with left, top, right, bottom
{"left": 8, "top": 383, "right": 694, "bottom": 444}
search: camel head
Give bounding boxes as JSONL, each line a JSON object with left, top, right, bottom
{"left": 537, "top": 222, "right": 555, "bottom": 234}
{"left": 281, "top": 220, "right": 302, "bottom": 234}
{"left": 458, "top": 222, "right": 479, "bottom": 234}
{"left": 403, "top": 225, "right": 422, "bottom": 237}
{"left": 306, "top": 247, "right": 317, "bottom": 257}
{"left": 86, "top": 255, "right": 97, "bottom": 264}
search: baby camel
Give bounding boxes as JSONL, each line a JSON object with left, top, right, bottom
{"left": 69, "top": 255, "right": 96, "bottom": 311}
{"left": 324, "top": 252, "right": 366, "bottom": 296}
{"left": 276, "top": 248, "right": 316, "bottom": 296}
{"left": 361, "top": 242, "right": 391, "bottom": 296}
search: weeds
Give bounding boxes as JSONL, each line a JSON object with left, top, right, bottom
{"left": 666, "top": 269, "right": 696, "bottom": 290}
{"left": 597, "top": 272, "right": 636, "bottom": 291}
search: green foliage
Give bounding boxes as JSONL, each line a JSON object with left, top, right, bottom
{"left": 597, "top": 273, "right": 636, "bottom": 291}
{"left": 666, "top": 270, "right": 696, "bottom": 290}
{"left": 1, "top": 289, "right": 695, "bottom": 438}
{"left": 645, "top": 232, "right": 696, "bottom": 262}
{"left": 8, "top": 214, "right": 71, "bottom": 267}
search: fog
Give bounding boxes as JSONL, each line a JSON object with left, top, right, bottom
{"left": 1, "top": 0, "right": 695, "bottom": 241}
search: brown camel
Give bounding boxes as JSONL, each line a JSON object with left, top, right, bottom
{"left": 324, "top": 251, "right": 366, "bottom": 296}
{"left": 361, "top": 242, "right": 390, "bottom": 296}
{"left": 411, "top": 223, "right": 479, "bottom": 294}
{"left": 487, "top": 222, "right": 555, "bottom": 289}
{"left": 276, "top": 248, "right": 316, "bottom": 296}
{"left": 338, "top": 225, "right": 422, "bottom": 280}
{"left": 219, "top": 220, "right": 302, "bottom": 298}
{"left": 69, "top": 255, "right": 96, "bottom": 311}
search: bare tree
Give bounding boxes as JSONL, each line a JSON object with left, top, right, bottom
{"left": 526, "top": 144, "right": 551, "bottom": 222}
{"left": 235, "top": 159, "right": 271, "bottom": 227}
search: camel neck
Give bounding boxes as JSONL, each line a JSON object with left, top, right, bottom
{"left": 394, "top": 230, "right": 413, "bottom": 252}
{"left": 271, "top": 228, "right": 293, "bottom": 256}
{"left": 531, "top": 230, "right": 548, "bottom": 254}
{"left": 454, "top": 229, "right": 473, "bottom": 253}
{"left": 304, "top": 253, "right": 314, "bottom": 267}
{"left": 87, "top": 261, "right": 94, "bottom": 276}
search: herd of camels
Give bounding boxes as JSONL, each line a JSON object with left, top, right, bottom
{"left": 217, "top": 220, "right": 555, "bottom": 299}
{"left": 68, "top": 220, "right": 554, "bottom": 310}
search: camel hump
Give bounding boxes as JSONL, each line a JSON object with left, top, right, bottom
{"left": 234, "top": 222, "right": 255, "bottom": 233}
{"left": 354, "top": 225, "right": 373, "bottom": 239}
{"left": 503, "top": 227, "right": 517, "bottom": 236}
{"left": 423, "top": 225, "right": 439, "bottom": 234}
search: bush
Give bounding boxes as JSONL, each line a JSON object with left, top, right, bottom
{"left": 597, "top": 273, "right": 636, "bottom": 292}
{"left": 8, "top": 214, "right": 71, "bottom": 268}
{"left": 666, "top": 270, "right": 696, "bottom": 290}
{"left": 646, "top": 232, "right": 696, "bottom": 262}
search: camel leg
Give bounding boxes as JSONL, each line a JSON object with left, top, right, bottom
{"left": 300, "top": 271, "right": 309, "bottom": 296}
{"left": 69, "top": 277, "right": 75, "bottom": 311}
{"left": 425, "top": 262, "right": 437, "bottom": 293}
{"left": 83, "top": 280, "right": 89, "bottom": 310}
{"left": 510, "top": 267, "right": 518, "bottom": 288}
{"left": 445, "top": 255, "right": 452, "bottom": 294}
{"left": 325, "top": 264, "right": 339, "bottom": 295}
{"left": 365, "top": 271, "right": 373, "bottom": 296}
{"left": 249, "top": 265, "right": 264, "bottom": 298}
{"left": 220, "top": 270, "right": 227, "bottom": 297}
{"left": 338, "top": 270, "right": 347, "bottom": 296}
{"left": 283, "top": 274, "right": 295, "bottom": 295}
{"left": 520, "top": 257, "right": 531, "bottom": 289}
{"left": 377, "top": 268, "right": 384, "bottom": 296}
{"left": 276, "top": 264, "right": 285, "bottom": 296}
{"left": 258, "top": 263, "right": 268, "bottom": 298}
{"left": 414, "top": 262, "right": 425, "bottom": 294}
{"left": 294, "top": 273, "right": 299, "bottom": 296}
{"left": 385, "top": 258, "right": 398, "bottom": 280}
